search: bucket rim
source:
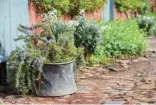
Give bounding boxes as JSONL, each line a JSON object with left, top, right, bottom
{"left": 44, "top": 60, "right": 75, "bottom": 65}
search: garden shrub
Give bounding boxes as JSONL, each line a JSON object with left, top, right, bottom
{"left": 90, "top": 19, "right": 147, "bottom": 65}
{"left": 70, "top": 0, "right": 107, "bottom": 16}
{"left": 115, "top": 0, "right": 145, "bottom": 12}
{"left": 138, "top": 0, "right": 151, "bottom": 15}
{"left": 7, "top": 47, "right": 45, "bottom": 95}
{"left": 74, "top": 16, "right": 101, "bottom": 61}
{"left": 115, "top": 0, "right": 150, "bottom": 18}
{"left": 8, "top": 20, "right": 83, "bottom": 95}
{"left": 34, "top": 0, "right": 106, "bottom": 16}
{"left": 137, "top": 15, "right": 154, "bottom": 36}
{"left": 34, "top": 0, "right": 70, "bottom": 14}
{"left": 146, "top": 13, "right": 156, "bottom": 36}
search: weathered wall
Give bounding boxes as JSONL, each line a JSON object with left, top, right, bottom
{"left": 114, "top": 6, "right": 127, "bottom": 20}
{"left": 114, "top": 0, "right": 154, "bottom": 20}
{"left": 28, "top": 0, "right": 42, "bottom": 25}
{"left": 85, "top": 9, "right": 102, "bottom": 21}
{"left": 28, "top": 0, "right": 102, "bottom": 24}
{"left": 149, "top": 0, "right": 156, "bottom": 12}
{"left": 114, "top": 6, "right": 139, "bottom": 20}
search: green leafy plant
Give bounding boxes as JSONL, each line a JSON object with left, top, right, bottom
{"left": 115, "top": 0, "right": 145, "bottom": 12}
{"left": 78, "top": 0, "right": 106, "bottom": 11}
{"left": 90, "top": 19, "right": 147, "bottom": 65}
{"left": 69, "top": 0, "right": 107, "bottom": 17}
{"left": 115, "top": 0, "right": 151, "bottom": 18}
{"left": 50, "top": 21, "right": 76, "bottom": 41}
{"left": 74, "top": 16, "right": 101, "bottom": 61}
{"left": 7, "top": 47, "right": 45, "bottom": 95}
{"left": 45, "top": 31, "right": 78, "bottom": 63}
{"left": 33, "top": 0, "right": 106, "bottom": 16}
{"left": 34, "top": 0, "right": 70, "bottom": 14}
{"left": 138, "top": 0, "right": 151, "bottom": 15}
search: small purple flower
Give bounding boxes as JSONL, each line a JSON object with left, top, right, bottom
{"left": 20, "top": 25, "right": 33, "bottom": 31}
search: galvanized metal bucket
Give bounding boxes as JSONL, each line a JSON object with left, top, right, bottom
{"left": 40, "top": 61, "right": 77, "bottom": 96}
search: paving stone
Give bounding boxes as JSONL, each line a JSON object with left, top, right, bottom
{"left": 136, "top": 73, "right": 142, "bottom": 77}
{"left": 55, "top": 98, "right": 67, "bottom": 102}
{"left": 83, "top": 73, "right": 93, "bottom": 77}
{"left": 86, "top": 99, "right": 94, "bottom": 102}
{"left": 124, "top": 97, "right": 132, "bottom": 103}
{"left": 43, "top": 101, "right": 56, "bottom": 104}
{"left": 132, "top": 59, "right": 139, "bottom": 63}
{"left": 5, "top": 95, "right": 14, "bottom": 100}
{"left": 139, "top": 83, "right": 155, "bottom": 90}
{"left": 77, "top": 87, "right": 90, "bottom": 94}
{"left": 88, "top": 74, "right": 93, "bottom": 77}
{"left": 119, "top": 60, "right": 130, "bottom": 64}
{"left": 83, "top": 95, "right": 99, "bottom": 98}
{"left": 136, "top": 77, "right": 156, "bottom": 90}
{"left": 34, "top": 97, "right": 44, "bottom": 101}
{"left": 116, "top": 60, "right": 121, "bottom": 63}
{"left": 134, "top": 95, "right": 156, "bottom": 103}
{"left": 95, "top": 73, "right": 101, "bottom": 76}
{"left": 23, "top": 101, "right": 35, "bottom": 104}
{"left": 104, "top": 100, "right": 125, "bottom": 104}
{"left": 120, "top": 64, "right": 129, "bottom": 69}
{"left": 72, "top": 99, "right": 81, "bottom": 103}
{"left": 96, "top": 67, "right": 109, "bottom": 72}
{"left": 103, "top": 87, "right": 112, "bottom": 91}
{"left": 99, "top": 75, "right": 114, "bottom": 79}
{"left": 138, "top": 57, "right": 148, "bottom": 61}
{"left": 106, "top": 66, "right": 117, "bottom": 72}
{"left": 78, "top": 80, "right": 96, "bottom": 86}
{"left": 115, "top": 88, "right": 132, "bottom": 92}
{"left": 151, "top": 95, "right": 156, "bottom": 101}
{"left": 79, "top": 75, "right": 88, "bottom": 79}
{"left": 150, "top": 54, "right": 156, "bottom": 57}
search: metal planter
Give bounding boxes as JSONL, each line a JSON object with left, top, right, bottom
{"left": 40, "top": 61, "right": 77, "bottom": 96}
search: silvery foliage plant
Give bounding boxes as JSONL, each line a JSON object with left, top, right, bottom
{"left": 7, "top": 47, "right": 45, "bottom": 76}
{"left": 7, "top": 47, "right": 45, "bottom": 95}
{"left": 137, "top": 15, "right": 154, "bottom": 35}
{"left": 138, "top": 15, "right": 154, "bottom": 26}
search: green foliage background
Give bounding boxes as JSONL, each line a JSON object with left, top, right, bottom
{"left": 89, "top": 19, "right": 147, "bottom": 65}
{"left": 115, "top": 0, "right": 149, "bottom": 13}
{"left": 33, "top": 0, "right": 107, "bottom": 16}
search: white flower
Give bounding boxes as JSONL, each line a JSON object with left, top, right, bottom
{"left": 80, "top": 9, "right": 85, "bottom": 16}
{"left": 68, "top": 20, "right": 79, "bottom": 27}
{"left": 100, "top": 26, "right": 105, "bottom": 31}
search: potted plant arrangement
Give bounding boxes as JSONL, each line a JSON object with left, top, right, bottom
{"left": 7, "top": 17, "right": 83, "bottom": 96}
